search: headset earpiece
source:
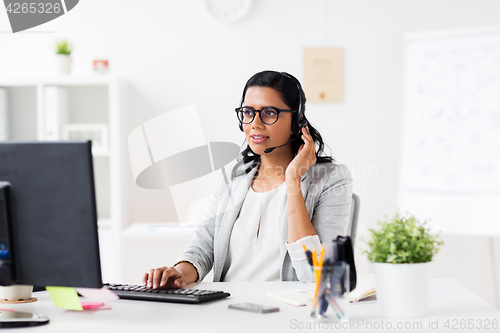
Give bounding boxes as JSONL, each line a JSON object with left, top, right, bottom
{"left": 293, "top": 116, "right": 307, "bottom": 139}
{"left": 298, "top": 117, "right": 307, "bottom": 133}
{"left": 239, "top": 122, "right": 243, "bottom": 132}
{"left": 294, "top": 78, "right": 305, "bottom": 137}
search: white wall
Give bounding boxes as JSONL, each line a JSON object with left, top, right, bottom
{"left": 1, "top": 0, "right": 500, "bottom": 306}
{"left": 4, "top": 0, "right": 500, "bottom": 229}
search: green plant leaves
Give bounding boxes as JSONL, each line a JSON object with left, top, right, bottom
{"left": 56, "top": 40, "right": 71, "bottom": 55}
{"left": 364, "top": 211, "right": 444, "bottom": 264}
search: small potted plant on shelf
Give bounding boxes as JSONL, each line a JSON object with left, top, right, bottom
{"left": 55, "top": 39, "right": 72, "bottom": 74}
{"left": 365, "top": 211, "right": 443, "bottom": 318}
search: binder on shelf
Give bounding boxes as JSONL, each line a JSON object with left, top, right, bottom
{"left": 0, "top": 88, "right": 8, "bottom": 141}
{"left": 44, "top": 86, "right": 68, "bottom": 141}
{"left": 62, "top": 123, "right": 109, "bottom": 155}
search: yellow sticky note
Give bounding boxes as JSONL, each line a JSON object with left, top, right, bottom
{"left": 46, "top": 286, "right": 83, "bottom": 311}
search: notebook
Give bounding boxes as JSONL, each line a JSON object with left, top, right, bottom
{"left": 349, "top": 273, "right": 376, "bottom": 303}
{"left": 266, "top": 274, "right": 376, "bottom": 306}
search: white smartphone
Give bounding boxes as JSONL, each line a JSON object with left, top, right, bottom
{"left": 0, "top": 310, "right": 49, "bottom": 328}
{"left": 228, "top": 303, "right": 279, "bottom": 314}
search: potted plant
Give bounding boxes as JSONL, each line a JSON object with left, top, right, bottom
{"left": 55, "top": 39, "right": 72, "bottom": 74}
{"left": 365, "top": 211, "right": 443, "bottom": 318}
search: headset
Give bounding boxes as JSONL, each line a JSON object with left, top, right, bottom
{"left": 238, "top": 72, "right": 308, "bottom": 154}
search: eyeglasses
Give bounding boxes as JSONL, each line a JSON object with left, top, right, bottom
{"left": 235, "top": 106, "right": 296, "bottom": 125}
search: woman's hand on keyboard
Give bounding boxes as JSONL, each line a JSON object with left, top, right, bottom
{"left": 143, "top": 266, "right": 186, "bottom": 289}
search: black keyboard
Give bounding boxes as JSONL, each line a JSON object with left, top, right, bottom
{"left": 103, "top": 283, "right": 230, "bottom": 304}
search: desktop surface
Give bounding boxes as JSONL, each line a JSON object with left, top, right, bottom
{"left": 1, "top": 279, "right": 499, "bottom": 333}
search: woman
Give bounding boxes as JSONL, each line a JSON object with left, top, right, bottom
{"left": 143, "top": 70, "right": 352, "bottom": 289}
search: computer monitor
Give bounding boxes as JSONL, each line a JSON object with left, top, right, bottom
{"left": 0, "top": 141, "right": 102, "bottom": 288}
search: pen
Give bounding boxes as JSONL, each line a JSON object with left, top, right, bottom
{"left": 319, "top": 258, "right": 330, "bottom": 315}
{"left": 319, "top": 244, "right": 325, "bottom": 268}
{"left": 328, "top": 261, "right": 346, "bottom": 319}
{"left": 312, "top": 245, "right": 325, "bottom": 309}
{"left": 302, "top": 244, "right": 314, "bottom": 267}
{"left": 302, "top": 244, "right": 315, "bottom": 284}
{"left": 311, "top": 248, "right": 320, "bottom": 307}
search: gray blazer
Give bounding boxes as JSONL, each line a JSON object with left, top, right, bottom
{"left": 176, "top": 157, "right": 353, "bottom": 282}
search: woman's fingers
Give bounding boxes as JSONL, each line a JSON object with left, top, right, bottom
{"left": 143, "top": 266, "right": 187, "bottom": 289}
{"left": 301, "top": 128, "right": 314, "bottom": 154}
{"left": 173, "top": 276, "right": 187, "bottom": 289}
{"left": 142, "top": 272, "right": 149, "bottom": 286}
{"left": 159, "top": 268, "right": 171, "bottom": 288}
{"left": 286, "top": 126, "right": 317, "bottom": 181}
{"left": 143, "top": 266, "right": 167, "bottom": 288}
{"left": 160, "top": 267, "right": 184, "bottom": 288}
{"left": 302, "top": 127, "right": 316, "bottom": 165}
{"left": 152, "top": 266, "right": 169, "bottom": 289}
{"left": 147, "top": 268, "right": 155, "bottom": 287}
{"left": 301, "top": 127, "right": 313, "bottom": 145}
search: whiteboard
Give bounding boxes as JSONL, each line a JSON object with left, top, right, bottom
{"left": 401, "top": 27, "right": 500, "bottom": 193}
{"left": 399, "top": 27, "right": 500, "bottom": 236}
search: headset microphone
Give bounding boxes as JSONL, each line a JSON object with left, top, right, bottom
{"left": 263, "top": 118, "right": 307, "bottom": 154}
{"left": 264, "top": 138, "right": 295, "bottom": 154}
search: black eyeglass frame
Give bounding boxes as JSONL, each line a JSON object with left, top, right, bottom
{"left": 235, "top": 106, "right": 297, "bottom": 125}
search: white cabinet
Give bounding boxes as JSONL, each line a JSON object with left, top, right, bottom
{"left": 0, "top": 75, "right": 128, "bottom": 282}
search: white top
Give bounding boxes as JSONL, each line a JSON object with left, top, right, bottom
{"left": 222, "top": 182, "right": 322, "bottom": 282}
{"left": 223, "top": 183, "right": 287, "bottom": 281}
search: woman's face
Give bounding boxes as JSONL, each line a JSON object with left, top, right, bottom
{"left": 242, "top": 86, "right": 294, "bottom": 156}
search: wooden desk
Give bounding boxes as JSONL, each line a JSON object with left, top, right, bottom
{"left": 2, "top": 279, "right": 499, "bottom": 332}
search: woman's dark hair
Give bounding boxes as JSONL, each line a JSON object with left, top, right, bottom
{"left": 238, "top": 70, "right": 333, "bottom": 170}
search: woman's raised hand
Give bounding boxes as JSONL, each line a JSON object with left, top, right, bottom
{"left": 285, "top": 126, "right": 317, "bottom": 183}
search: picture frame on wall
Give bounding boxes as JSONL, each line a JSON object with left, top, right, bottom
{"left": 63, "top": 124, "right": 108, "bottom": 154}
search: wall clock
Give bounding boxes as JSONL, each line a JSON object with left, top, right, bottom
{"left": 204, "top": 0, "right": 253, "bottom": 23}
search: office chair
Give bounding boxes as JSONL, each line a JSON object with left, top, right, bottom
{"left": 347, "top": 193, "right": 360, "bottom": 249}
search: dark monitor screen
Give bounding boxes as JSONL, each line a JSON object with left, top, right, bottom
{"left": 0, "top": 141, "right": 102, "bottom": 288}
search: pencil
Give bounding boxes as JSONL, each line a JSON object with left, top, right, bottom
{"left": 312, "top": 246, "right": 325, "bottom": 309}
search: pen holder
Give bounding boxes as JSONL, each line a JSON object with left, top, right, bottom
{"left": 310, "top": 262, "right": 349, "bottom": 322}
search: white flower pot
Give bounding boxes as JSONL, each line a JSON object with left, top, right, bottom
{"left": 373, "top": 262, "right": 432, "bottom": 318}
{"left": 55, "top": 54, "right": 73, "bottom": 74}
